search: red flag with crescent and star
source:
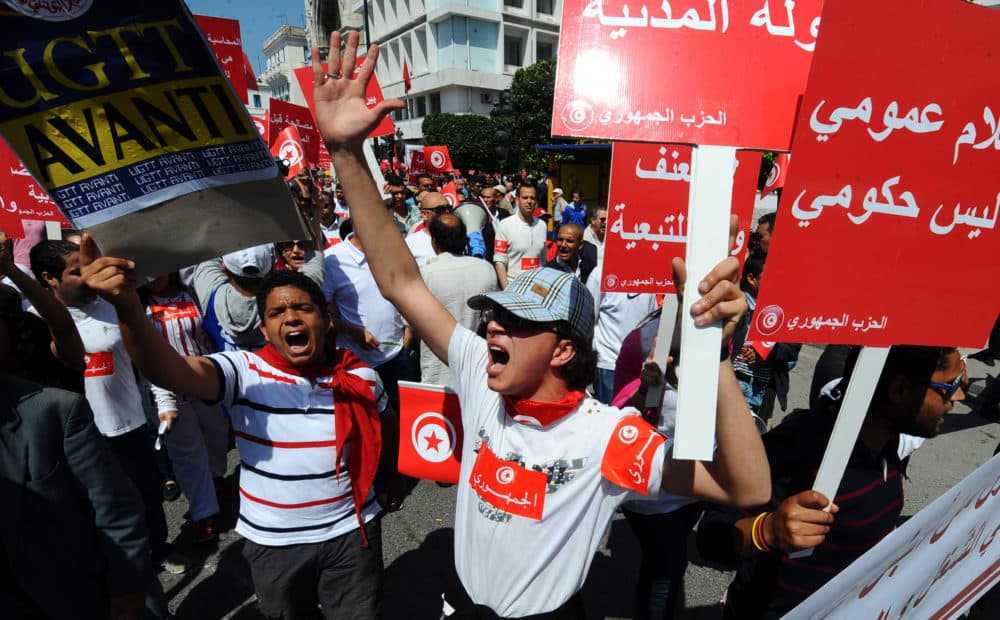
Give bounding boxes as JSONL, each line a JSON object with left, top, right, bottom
{"left": 397, "top": 381, "right": 463, "bottom": 484}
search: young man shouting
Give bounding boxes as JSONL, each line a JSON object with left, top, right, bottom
{"left": 80, "top": 255, "right": 399, "bottom": 618}
{"left": 311, "top": 31, "right": 770, "bottom": 618}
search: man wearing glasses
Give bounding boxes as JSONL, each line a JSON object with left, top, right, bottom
{"left": 406, "top": 192, "right": 453, "bottom": 267}
{"left": 698, "top": 345, "right": 966, "bottom": 619}
{"left": 312, "top": 32, "right": 770, "bottom": 618}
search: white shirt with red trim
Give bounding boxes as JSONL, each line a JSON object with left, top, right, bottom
{"left": 447, "top": 325, "right": 674, "bottom": 617}
{"left": 206, "top": 350, "right": 387, "bottom": 546}
{"left": 493, "top": 215, "right": 546, "bottom": 285}
{"left": 146, "top": 291, "right": 215, "bottom": 413}
{"left": 69, "top": 298, "right": 147, "bottom": 437}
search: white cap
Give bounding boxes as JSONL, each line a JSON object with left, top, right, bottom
{"left": 553, "top": 187, "right": 563, "bottom": 195}
{"left": 222, "top": 244, "right": 274, "bottom": 279}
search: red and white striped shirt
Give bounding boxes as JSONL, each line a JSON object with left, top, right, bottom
{"left": 207, "top": 350, "right": 387, "bottom": 545}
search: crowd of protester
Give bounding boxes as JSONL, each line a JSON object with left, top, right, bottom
{"left": 1, "top": 32, "right": 996, "bottom": 620}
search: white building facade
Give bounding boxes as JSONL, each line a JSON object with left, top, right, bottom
{"left": 305, "top": 0, "right": 561, "bottom": 142}
{"left": 260, "top": 24, "right": 312, "bottom": 107}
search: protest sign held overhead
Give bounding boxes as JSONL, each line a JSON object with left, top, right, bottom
{"left": 293, "top": 59, "right": 396, "bottom": 140}
{"left": 552, "top": 0, "right": 822, "bottom": 149}
{"left": 194, "top": 14, "right": 247, "bottom": 104}
{"left": 0, "top": 1, "right": 308, "bottom": 279}
{"left": 600, "top": 142, "right": 761, "bottom": 294}
{"left": 268, "top": 99, "right": 323, "bottom": 165}
{"left": 0, "top": 141, "right": 69, "bottom": 238}
{"left": 751, "top": 0, "right": 1000, "bottom": 348}
{"left": 397, "top": 381, "right": 463, "bottom": 484}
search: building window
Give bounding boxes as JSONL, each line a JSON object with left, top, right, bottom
{"left": 504, "top": 0, "right": 524, "bottom": 7}
{"left": 537, "top": 0, "right": 554, "bottom": 14}
{"left": 416, "top": 97, "right": 427, "bottom": 117}
{"left": 536, "top": 41, "right": 554, "bottom": 60}
{"left": 253, "top": 94, "right": 262, "bottom": 107}
{"left": 429, "top": 92, "right": 441, "bottom": 114}
{"left": 504, "top": 35, "right": 524, "bottom": 66}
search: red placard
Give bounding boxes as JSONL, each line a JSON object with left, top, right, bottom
{"left": 268, "top": 99, "right": 321, "bottom": 165}
{"left": 601, "top": 142, "right": 761, "bottom": 293}
{"left": 194, "top": 15, "right": 248, "bottom": 104}
{"left": 424, "top": 146, "right": 453, "bottom": 173}
{"left": 293, "top": 60, "right": 396, "bottom": 139}
{"left": 730, "top": 150, "right": 763, "bottom": 257}
{"left": 397, "top": 382, "right": 463, "bottom": 484}
{"left": 553, "top": 0, "right": 822, "bottom": 150}
{"left": 751, "top": 0, "right": 1000, "bottom": 348}
{"left": 0, "top": 142, "right": 69, "bottom": 238}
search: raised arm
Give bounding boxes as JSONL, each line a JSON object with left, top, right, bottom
{"left": 0, "top": 231, "right": 84, "bottom": 370}
{"left": 79, "top": 234, "right": 221, "bottom": 402}
{"left": 314, "top": 32, "right": 456, "bottom": 363}
{"left": 659, "top": 227, "right": 771, "bottom": 506}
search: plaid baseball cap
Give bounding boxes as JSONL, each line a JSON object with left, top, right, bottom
{"left": 468, "top": 267, "right": 594, "bottom": 340}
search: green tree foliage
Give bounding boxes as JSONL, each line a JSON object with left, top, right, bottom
{"left": 421, "top": 113, "right": 500, "bottom": 172}
{"left": 508, "top": 59, "right": 558, "bottom": 174}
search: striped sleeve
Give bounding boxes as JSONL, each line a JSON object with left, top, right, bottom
{"left": 205, "top": 351, "right": 242, "bottom": 407}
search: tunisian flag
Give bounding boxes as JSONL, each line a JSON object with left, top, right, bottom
{"left": 424, "top": 146, "right": 453, "bottom": 174}
{"left": 761, "top": 153, "right": 790, "bottom": 198}
{"left": 270, "top": 126, "right": 309, "bottom": 180}
{"left": 403, "top": 58, "right": 412, "bottom": 94}
{"left": 397, "top": 381, "right": 463, "bottom": 484}
{"left": 440, "top": 181, "right": 460, "bottom": 208}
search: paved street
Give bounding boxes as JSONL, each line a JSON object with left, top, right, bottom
{"left": 158, "top": 344, "right": 1000, "bottom": 618}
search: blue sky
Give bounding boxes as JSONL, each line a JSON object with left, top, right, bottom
{"left": 184, "top": 0, "right": 306, "bottom": 75}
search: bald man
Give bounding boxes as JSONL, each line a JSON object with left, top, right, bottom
{"left": 406, "top": 192, "right": 452, "bottom": 267}
{"left": 545, "top": 223, "right": 598, "bottom": 284}
{"left": 417, "top": 213, "right": 498, "bottom": 385}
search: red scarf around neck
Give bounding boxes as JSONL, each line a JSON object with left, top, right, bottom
{"left": 502, "top": 390, "right": 587, "bottom": 427}
{"left": 256, "top": 343, "right": 381, "bottom": 546}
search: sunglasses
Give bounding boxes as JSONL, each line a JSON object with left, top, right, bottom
{"left": 278, "top": 240, "right": 306, "bottom": 250}
{"left": 420, "top": 204, "right": 452, "bottom": 215}
{"left": 929, "top": 370, "right": 966, "bottom": 401}
{"left": 481, "top": 306, "right": 556, "bottom": 333}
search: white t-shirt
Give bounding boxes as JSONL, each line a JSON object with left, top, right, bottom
{"left": 405, "top": 228, "right": 436, "bottom": 267}
{"left": 494, "top": 215, "right": 547, "bottom": 285}
{"left": 322, "top": 236, "right": 406, "bottom": 367}
{"left": 447, "top": 325, "right": 673, "bottom": 616}
{"left": 207, "top": 349, "right": 387, "bottom": 546}
{"left": 69, "top": 298, "right": 147, "bottom": 437}
{"left": 587, "top": 263, "right": 659, "bottom": 371}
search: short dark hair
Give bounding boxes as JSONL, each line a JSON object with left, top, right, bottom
{"left": 741, "top": 253, "right": 766, "bottom": 290}
{"left": 844, "top": 345, "right": 957, "bottom": 411}
{"left": 385, "top": 173, "right": 406, "bottom": 187}
{"left": 416, "top": 173, "right": 433, "bottom": 183}
{"left": 556, "top": 322, "right": 598, "bottom": 391}
{"left": 758, "top": 212, "right": 776, "bottom": 230}
{"left": 30, "top": 240, "right": 79, "bottom": 285}
{"left": 472, "top": 174, "right": 488, "bottom": 186}
{"left": 255, "top": 270, "right": 329, "bottom": 320}
{"left": 516, "top": 184, "right": 536, "bottom": 198}
{"left": 428, "top": 215, "right": 467, "bottom": 255}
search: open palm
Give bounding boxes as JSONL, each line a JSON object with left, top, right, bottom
{"left": 313, "top": 31, "right": 405, "bottom": 150}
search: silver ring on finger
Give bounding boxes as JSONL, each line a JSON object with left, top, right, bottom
{"left": 325, "top": 72, "right": 342, "bottom": 81}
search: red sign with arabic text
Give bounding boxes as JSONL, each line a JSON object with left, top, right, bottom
{"left": 194, "top": 15, "right": 248, "bottom": 104}
{"left": 751, "top": 0, "right": 1000, "bottom": 348}
{"left": 268, "top": 99, "right": 321, "bottom": 166}
{"left": 84, "top": 351, "right": 114, "bottom": 378}
{"left": 0, "top": 142, "right": 69, "bottom": 238}
{"left": 730, "top": 150, "right": 762, "bottom": 257}
{"left": 397, "top": 382, "right": 463, "bottom": 484}
{"left": 293, "top": 60, "right": 396, "bottom": 139}
{"left": 469, "top": 442, "right": 546, "bottom": 520}
{"left": 553, "top": 0, "right": 822, "bottom": 149}
{"left": 601, "top": 142, "right": 761, "bottom": 293}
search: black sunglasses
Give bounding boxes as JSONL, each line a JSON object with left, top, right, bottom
{"left": 481, "top": 306, "right": 556, "bottom": 333}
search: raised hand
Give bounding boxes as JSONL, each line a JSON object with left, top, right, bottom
{"left": 78, "top": 233, "right": 137, "bottom": 304}
{"left": 313, "top": 31, "right": 405, "bottom": 151}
